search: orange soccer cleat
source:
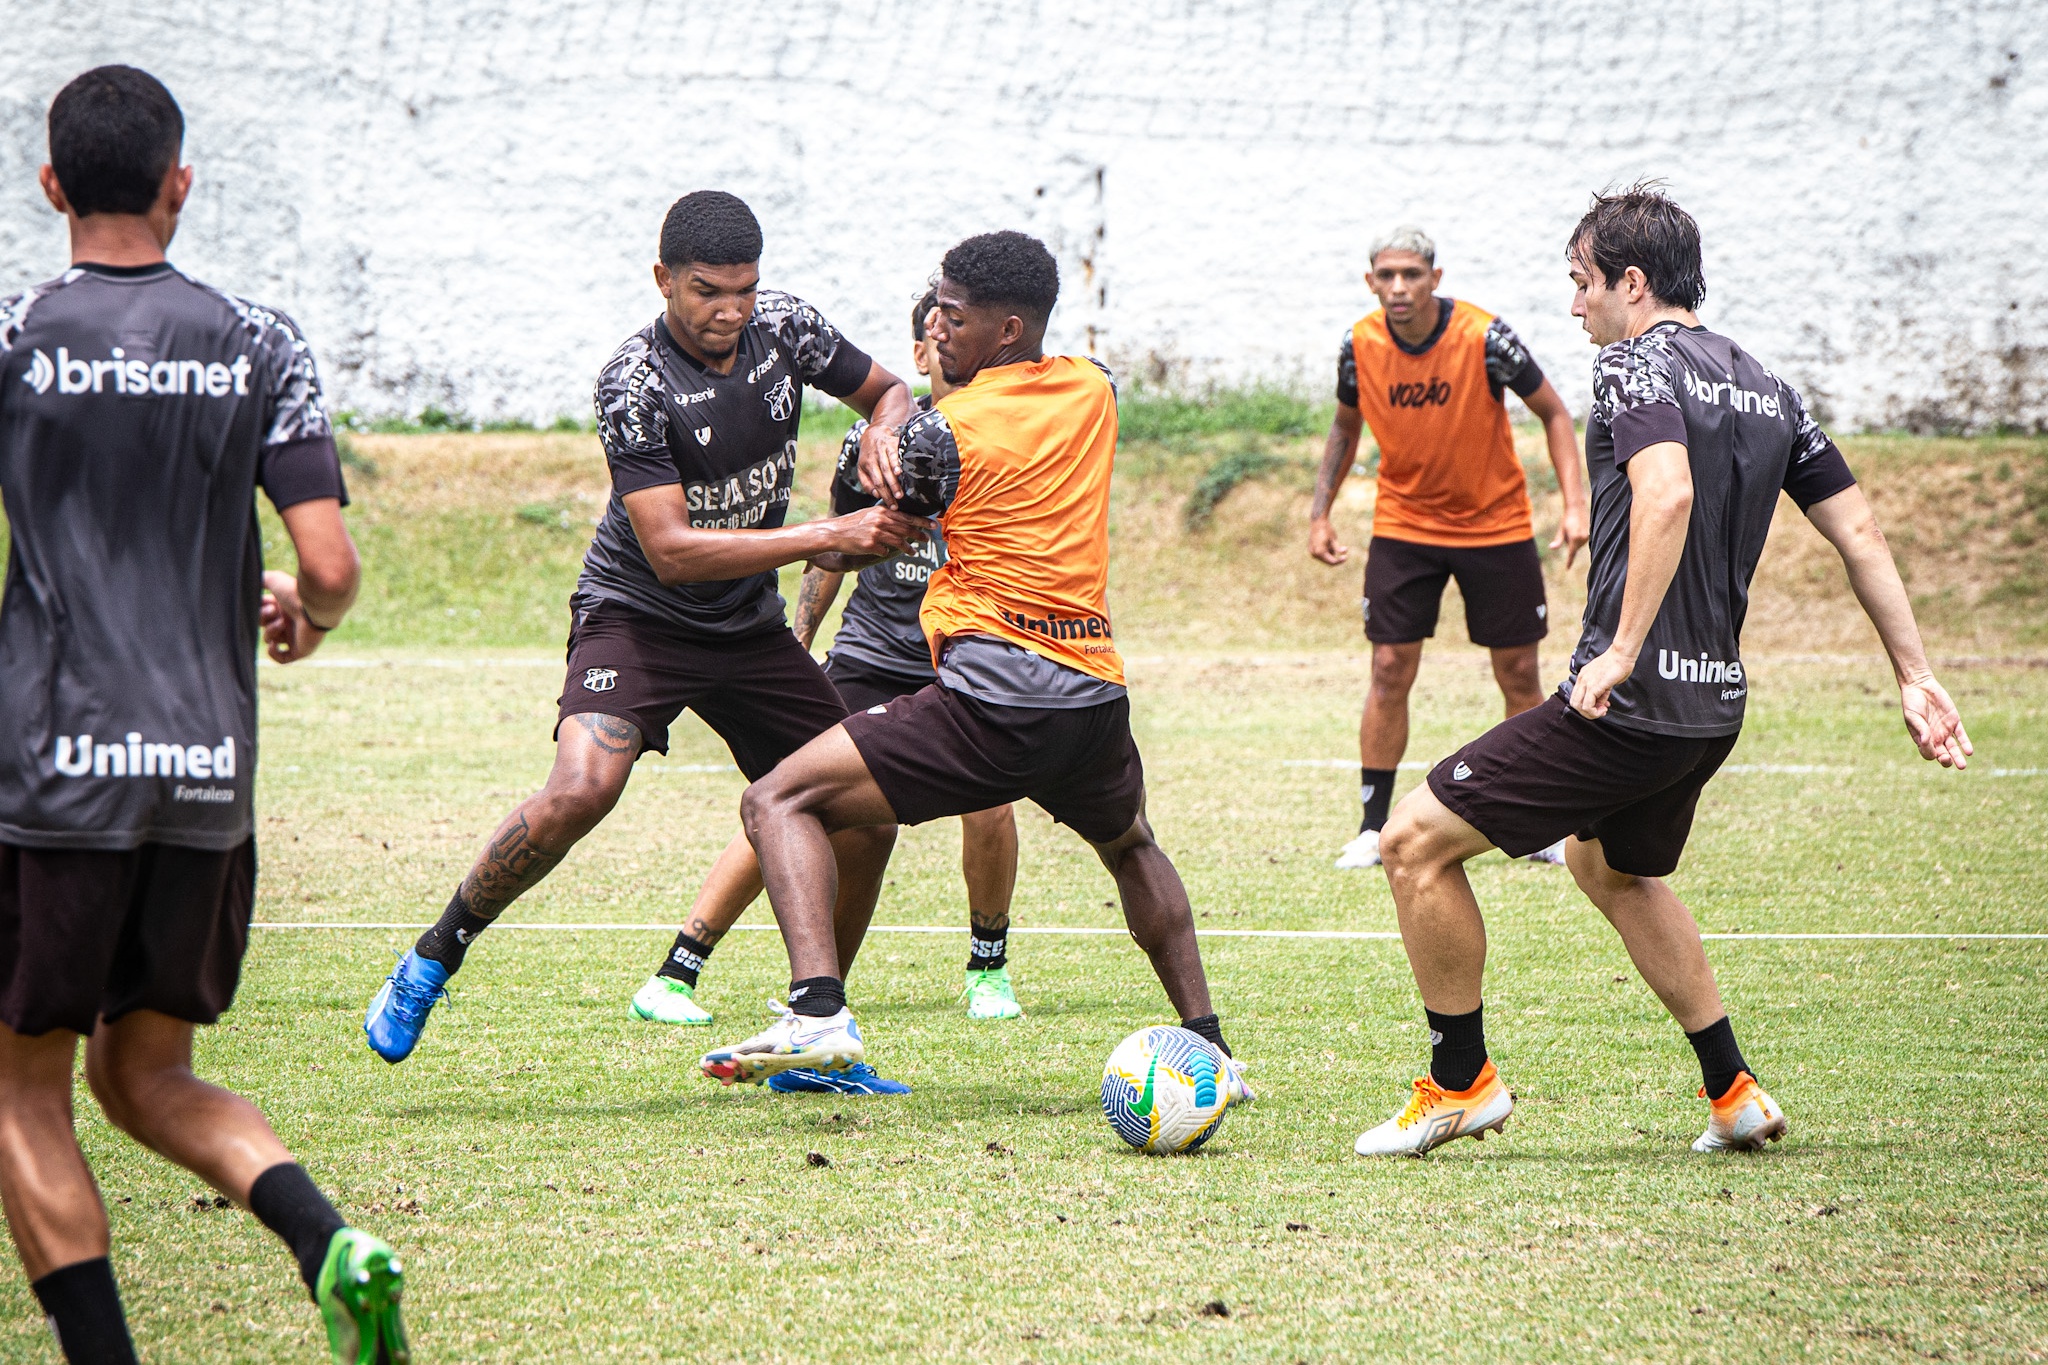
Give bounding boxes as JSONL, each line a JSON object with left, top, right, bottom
{"left": 1692, "top": 1071, "right": 1788, "bottom": 1152}
{"left": 1353, "top": 1060, "right": 1513, "bottom": 1157}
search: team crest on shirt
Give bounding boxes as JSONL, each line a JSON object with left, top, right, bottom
{"left": 763, "top": 375, "right": 795, "bottom": 421}
{"left": 583, "top": 668, "right": 618, "bottom": 692}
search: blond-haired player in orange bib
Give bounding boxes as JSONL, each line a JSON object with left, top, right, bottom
{"left": 1309, "top": 226, "right": 1590, "bottom": 871}
{"left": 696, "top": 231, "right": 1253, "bottom": 1101}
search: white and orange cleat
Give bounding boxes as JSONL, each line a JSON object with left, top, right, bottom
{"left": 1691, "top": 1071, "right": 1787, "bottom": 1152}
{"left": 1353, "top": 1060, "right": 1513, "bottom": 1157}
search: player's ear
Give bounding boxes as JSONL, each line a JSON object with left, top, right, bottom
{"left": 160, "top": 161, "right": 193, "bottom": 216}
{"left": 38, "top": 164, "right": 70, "bottom": 216}
{"left": 653, "top": 262, "right": 673, "bottom": 298}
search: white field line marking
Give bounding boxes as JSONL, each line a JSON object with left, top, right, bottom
{"left": 1281, "top": 760, "right": 1431, "bottom": 770}
{"left": 249, "top": 923, "right": 2048, "bottom": 942}
{"left": 1281, "top": 760, "right": 2036, "bottom": 777}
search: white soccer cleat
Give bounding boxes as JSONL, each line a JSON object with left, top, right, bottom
{"left": 1691, "top": 1072, "right": 1788, "bottom": 1152}
{"left": 1334, "top": 829, "right": 1383, "bottom": 869}
{"left": 1525, "top": 839, "right": 1568, "bottom": 865}
{"left": 1221, "top": 1054, "right": 1256, "bottom": 1107}
{"left": 699, "top": 1003, "right": 864, "bottom": 1086}
{"left": 1353, "top": 1061, "right": 1513, "bottom": 1157}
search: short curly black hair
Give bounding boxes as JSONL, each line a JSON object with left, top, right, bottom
{"left": 940, "top": 231, "right": 1059, "bottom": 330}
{"left": 910, "top": 286, "right": 938, "bottom": 341}
{"left": 48, "top": 66, "right": 183, "bottom": 218}
{"left": 660, "top": 190, "right": 763, "bottom": 269}
{"left": 1567, "top": 181, "right": 1706, "bottom": 311}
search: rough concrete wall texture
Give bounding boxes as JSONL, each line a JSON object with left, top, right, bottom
{"left": 0, "top": 2, "right": 2040, "bottom": 431}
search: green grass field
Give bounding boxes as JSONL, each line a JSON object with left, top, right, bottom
{"left": 3, "top": 431, "right": 2046, "bottom": 1362}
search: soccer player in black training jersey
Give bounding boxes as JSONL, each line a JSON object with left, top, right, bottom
{"left": 627, "top": 291, "right": 1026, "bottom": 1040}
{"left": 1354, "top": 185, "right": 1972, "bottom": 1158}
{"left": 0, "top": 68, "right": 409, "bottom": 1364}
{"left": 363, "top": 191, "right": 925, "bottom": 1072}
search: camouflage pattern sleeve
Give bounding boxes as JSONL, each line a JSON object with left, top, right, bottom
{"left": 756, "top": 290, "right": 872, "bottom": 398}
{"left": 1778, "top": 381, "right": 1858, "bottom": 510}
{"left": 1593, "top": 328, "right": 1687, "bottom": 465}
{"left": 252, "top": 306, "right": 335, "bottom": 447}
{"left": 592, "top": 332, "right": 680, "bottom": 495}
{"left": 896, "top": 406, "right": 962, "bottom": 520}
{"left": 1483, "top": 318, "right": 1544, "bottom": 401}
{"left": 1335, "top": 329, "right": 1359, "bottom": 407}
{"left": 1084, "top": 355, "right": 1120, "bottom": 397}
{"left": 832, "top": 419, "right": 879, "bottom": 514}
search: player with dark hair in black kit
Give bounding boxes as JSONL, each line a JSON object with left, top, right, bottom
{"left": 363, "top": 191, "right": 927, "bottom": 1087}
{"left": 626, "top": 290, "right": 1027, "bottom": 1046}
{"left": 0, "top": 66, "right": 409, "bottom": 1365}
{"left": 1353, "top": 183, "right": 1971, "bottom": 1158}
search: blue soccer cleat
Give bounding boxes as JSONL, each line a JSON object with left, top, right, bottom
{"left": 364, "top": 951, "right": 450, "bottom": 1064}
{"left": 767, "top": 1063, "right": 912, "bottom": 1096}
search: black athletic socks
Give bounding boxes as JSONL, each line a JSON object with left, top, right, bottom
{"left": 32, "top": 1258, "right": 138, "bottom": 1365}
{"left": 657, "top": 931, "right": 716, "bottom": 987}
{"left": 787, "top": 976, "right": 846, "bottom": 1018}
{"left": 1426, "top": 1005, "right": 1488, "bottom": 1091}
{"left": 967, "top": 921, "right": 1009, "bottom": 971}
{"left": 249, "top": 1162, "right": 348, "bottom": 1300}
{"left": 1686, "top": 1015, "right": 1753, "bottom": 1101}
{"left": 415, "top": 890, "right": 492, "bottom": 972}
{"left": 1180, "top": 1013, "right": 1232, "bottom": 1058}
{"left": 1360, "top": 767, "right": 1397, "bottom": 833}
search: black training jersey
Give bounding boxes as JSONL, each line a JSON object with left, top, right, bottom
{"left": 1564, "top": 322, "right": 1856, "bottom": 737}
{"left": 827, "top": 405, "right": 945, "bottom": 683}
{"left": 0, "top": 262, "right": 345, "bottom": 851}
{"left": 1335, "top": 301, "right": 1545, "bottom": 406}
{"left": 578, "top": 292, "right": 873, "bottom": 638}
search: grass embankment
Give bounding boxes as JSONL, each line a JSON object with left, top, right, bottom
{"left": 240, "top": 416, "right": 2048, "bottom": 657}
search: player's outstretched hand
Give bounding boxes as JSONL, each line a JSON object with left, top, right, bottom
{"left": 260, "top": 569, "right": 328, "bottom": 664}
{"left": 1900, "top": 675, "right": 1972, "bottom": 769}
{"left": 1308, "top": 517, "right": 1350, "bottom": 566}
{"left": 857, "top": 420, "right": 904, "bottom": 508}
{"left": 1568, "top": 647, "right": 1635, "bottom": 720}
{"left": 825, "top": 505, "right": 929, "bottom": 561}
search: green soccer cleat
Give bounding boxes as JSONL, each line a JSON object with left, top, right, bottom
{"left": 316, "top": 1228, "right": 410, "bottom": 1365}
{"left": 962, "top": 966, "right": 1023, "bottom": 1020}
{"left": 630, "top": 974, "right": 714, "bottom": 1025}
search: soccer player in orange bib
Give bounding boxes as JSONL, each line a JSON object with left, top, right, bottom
{"left": 1308, "top": 226, "right": 1590, "bottom": 871}
{"left": 696, "top": 231, "right": 1252, "bottom": 1099}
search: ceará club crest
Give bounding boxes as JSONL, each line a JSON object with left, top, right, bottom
{"left": 583, "top": 668, "right": 618, "bottom": 692}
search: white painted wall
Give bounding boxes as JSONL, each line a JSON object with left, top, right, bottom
{"left": 1, "top": 1, "right": 2041, "bottom": 431}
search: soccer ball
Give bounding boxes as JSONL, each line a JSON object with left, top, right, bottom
{"left": 1100, "top": 1025, "right": 1229, "bottom": 1154}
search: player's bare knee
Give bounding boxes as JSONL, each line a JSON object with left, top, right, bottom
{"left": 1370, "top": 646, "right": 1420, "bottom": 696}
{"left": 535, "top": 774, "right": 622, "bottom": 839}
{"left": 1090, "top": 816, "right": 1155, "bottom": 874}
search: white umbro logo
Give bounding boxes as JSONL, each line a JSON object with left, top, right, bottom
{"left": 866, "top": 704, "right": 887, "bottom": 714}
{"left": 694, "top": 426, "right": 713, "bottom": 445}
{"left": 583, "top": 668, "right": 618, "bottom": 692}
{"left": 1452, "top": 762, "right": 1472, "bottom": 781}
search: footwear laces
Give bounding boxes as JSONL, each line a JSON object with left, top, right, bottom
{"left": 1396, "top": 1075, "right": 1446, "bottom": 1130}
{"left": 383, "top": 955, "right": 449, "bottom": 1024}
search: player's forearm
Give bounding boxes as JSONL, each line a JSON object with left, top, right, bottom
{"left": 1544, "top": 410, "right": 1587, "bottom": 511}
{"left": 792, "top": 568, "right": 845, "bottom": 650}
{"left": 1310, "top": 413, "right": 1363, "bottom": 522}
{"left": 280, "top": 498, "right": 360, "bottom": 628}
{"left": 641, "top": 522, "right": 844, "bottom": 587}
{"left": 1811, "top": 490, "right": 1933, "bottom": 685}
{"left": 1611, "top": 465, "right": 1692, "bottom": 659}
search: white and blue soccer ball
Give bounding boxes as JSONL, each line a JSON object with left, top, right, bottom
{"left": 1100, "top": 1025, "right": 1230, "bottom": 1154}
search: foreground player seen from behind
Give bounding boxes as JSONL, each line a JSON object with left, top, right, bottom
{"left": 698, "top": 231, "right": 1250, "bottom": 1106}
{"left": 629, "top": 290, "right": 1026, "bottom": 1042}
{"left": 363, "top": 191, "right": 924, "bottom": 1079}
{"left": 1355, "top": 184, "right": 1971, "bottom": 1158}
{"left": 0, "top": 67, "right": 407, "bottom": 1363}
{"left": 1308, "top": 225, "right": 1590, "bottom": 871}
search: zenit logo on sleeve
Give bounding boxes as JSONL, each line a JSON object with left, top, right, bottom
{"left": 23, "top": 346, "right": 252, "bottom": 397}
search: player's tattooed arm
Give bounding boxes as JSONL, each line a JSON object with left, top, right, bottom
{"left": 793, "top": 565, "right": 845, "bottom": 652}
{"left": 1308, "top": 402, "right": 1365, "bottom": 564}
{"left": 456, "top": 812, "right": 568, "bottom": 921}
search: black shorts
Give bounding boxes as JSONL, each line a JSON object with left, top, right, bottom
{"left": 1363, "top": 535, "right": 1548, "bottom": 647}
{"left": 1426, "top": 696, "right": 1738, "bottom": 877}
{"left": 843, "top": 684, "right": 1144, "bottom": 845}
{"left": 822, "top": 653, "right": 932, "bottom": 716}
{"left": 558, "top": 600, "right": 847, "bottom": 780}
{"left": 0, "top": 840, "right": 256, "bottom": 1037}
